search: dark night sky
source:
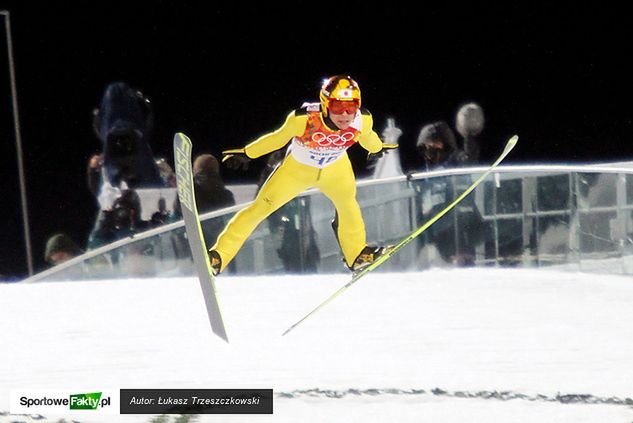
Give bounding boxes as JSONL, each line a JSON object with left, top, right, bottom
{"left": 1, "top": 3, "right": 631, "bottom": 278}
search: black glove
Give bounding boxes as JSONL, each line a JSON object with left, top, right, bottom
{"left": 366, "top": 143, "right": 398, "bottom": 167}
{"left": 222, "top": 148, "right": 251, "bottom": 171}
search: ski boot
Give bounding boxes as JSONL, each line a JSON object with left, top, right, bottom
{"left": 208, "top": 249, "right": 222, "bottom": 276}
{"left": 349, "top": 245, "right": 393, "bottom": 273}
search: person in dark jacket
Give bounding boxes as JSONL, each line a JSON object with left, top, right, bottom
{"left": 416, "top": 121, "right": 468, "bottom": 171}
{"left": 45, "top": 233, "right": 83, "bottom": 266}
{"left": 192, "top": 154, "right": 236, "bottom": 214}
{"left": 91, "top": 81, "right": 164, "bottom": 189}
{"left": 414, "top": 121, "right": 484, "bottom": 266}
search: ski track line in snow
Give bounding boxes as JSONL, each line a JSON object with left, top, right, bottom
{"left": 277, "top": 387, "right": 633, "bottom": 408}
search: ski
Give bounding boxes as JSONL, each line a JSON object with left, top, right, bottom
{"left": 174, "top": 132, "right": 229, "bottom": 343}
{"left": 282, "top": 135, "right": 519, "bottom": 336}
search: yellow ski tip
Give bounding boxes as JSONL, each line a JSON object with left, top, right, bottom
{"left": 506, "top": 135, "right": 519, "bottom": 150}
{"left": 175, "top": 132, "right": 190, "bottom": 141}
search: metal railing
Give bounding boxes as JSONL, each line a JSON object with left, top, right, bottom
{"left": 23, "top": 164, "right": 633, "bottom": 282}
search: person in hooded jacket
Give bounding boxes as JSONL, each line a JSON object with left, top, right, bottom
{"left": 44, "top": 232, "right": 112, "bottom": 278}
{"left": 416, "top": 121, "right": 469, "bottom": 171}
{"left": 45, "top": 233, "right": 83, "bottom": 266}
{"left": 413, "top": 121, "right": 485, "bottom": 266}
{"left": 91, "top": 81, "right": 164, "bottom": 190}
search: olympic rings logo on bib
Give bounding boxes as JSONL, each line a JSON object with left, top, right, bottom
{"left": 311, "top": 131, "right": 355, "bottom": 146}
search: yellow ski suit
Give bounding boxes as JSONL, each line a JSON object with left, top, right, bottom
{"left": 212, "top": 102, "right": 385, "bottom": 272}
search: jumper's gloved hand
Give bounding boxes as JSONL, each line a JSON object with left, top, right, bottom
{"left": 367, "top": 143, "right": 398, "bottom": 165}
{"left": 222, "top": 148, "right": 251, "bottom": 171}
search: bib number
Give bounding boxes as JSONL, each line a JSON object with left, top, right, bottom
{"left": 310, "top": 155, "right": 337, "bottom": 166}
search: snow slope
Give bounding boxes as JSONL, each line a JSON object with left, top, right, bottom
{"left": 1, "top": 268, "right": 632, "bottom": 422}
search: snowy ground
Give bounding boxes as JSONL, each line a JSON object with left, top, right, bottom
{"left": 1, "top": 268, "right": 633, "bottom": 422}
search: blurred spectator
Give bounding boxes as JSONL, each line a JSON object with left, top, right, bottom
{"left": 150, "top": 197, "right": 170, "bottom": 227}
{"left": 88, "top": 155, "right": 177, "bottom": 242}
{"left": 87, "top": 82, "right": 175, "bottom": 255}
{"left": 192, "top": 154, "right": 235, "bottom": 214}
{"left": 455, "top": 102, "right": 485, "bottom": 164}
{"left": 156, "top": 157, "right": 178, "bottom": 187}
{"left": 44, "top": 233, "right": 83, "bottom": 266}
{"left": 413, "top": 121, "right": 485, "bottom": 267}
{"left": 91, "top": 81, "right": 164, "bottom": 190}
{"left": 416, "top": 121, "right": 468, "bottom": 171}
{"left": 88, "top": 189, "right": 151, "bottom": 249}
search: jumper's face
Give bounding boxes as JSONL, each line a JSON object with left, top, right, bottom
{"left": 328, "top": 100, "right": 359, "bottom": 130}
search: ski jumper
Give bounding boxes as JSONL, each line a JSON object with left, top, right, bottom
{"left": 211, "top": 102, "right": 383, "bottom": 271}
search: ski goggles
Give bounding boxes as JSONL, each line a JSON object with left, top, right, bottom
{"left": 328, "top": 99, "right": 359, "bottom": 115}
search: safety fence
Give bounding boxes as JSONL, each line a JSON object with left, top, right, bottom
{"left": 25, "top": 164, "right": 633, "bottom": 282}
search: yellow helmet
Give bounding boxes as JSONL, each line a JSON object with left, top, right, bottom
{"left": 319, "top": 75, "right": 361, "bottom": 116}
